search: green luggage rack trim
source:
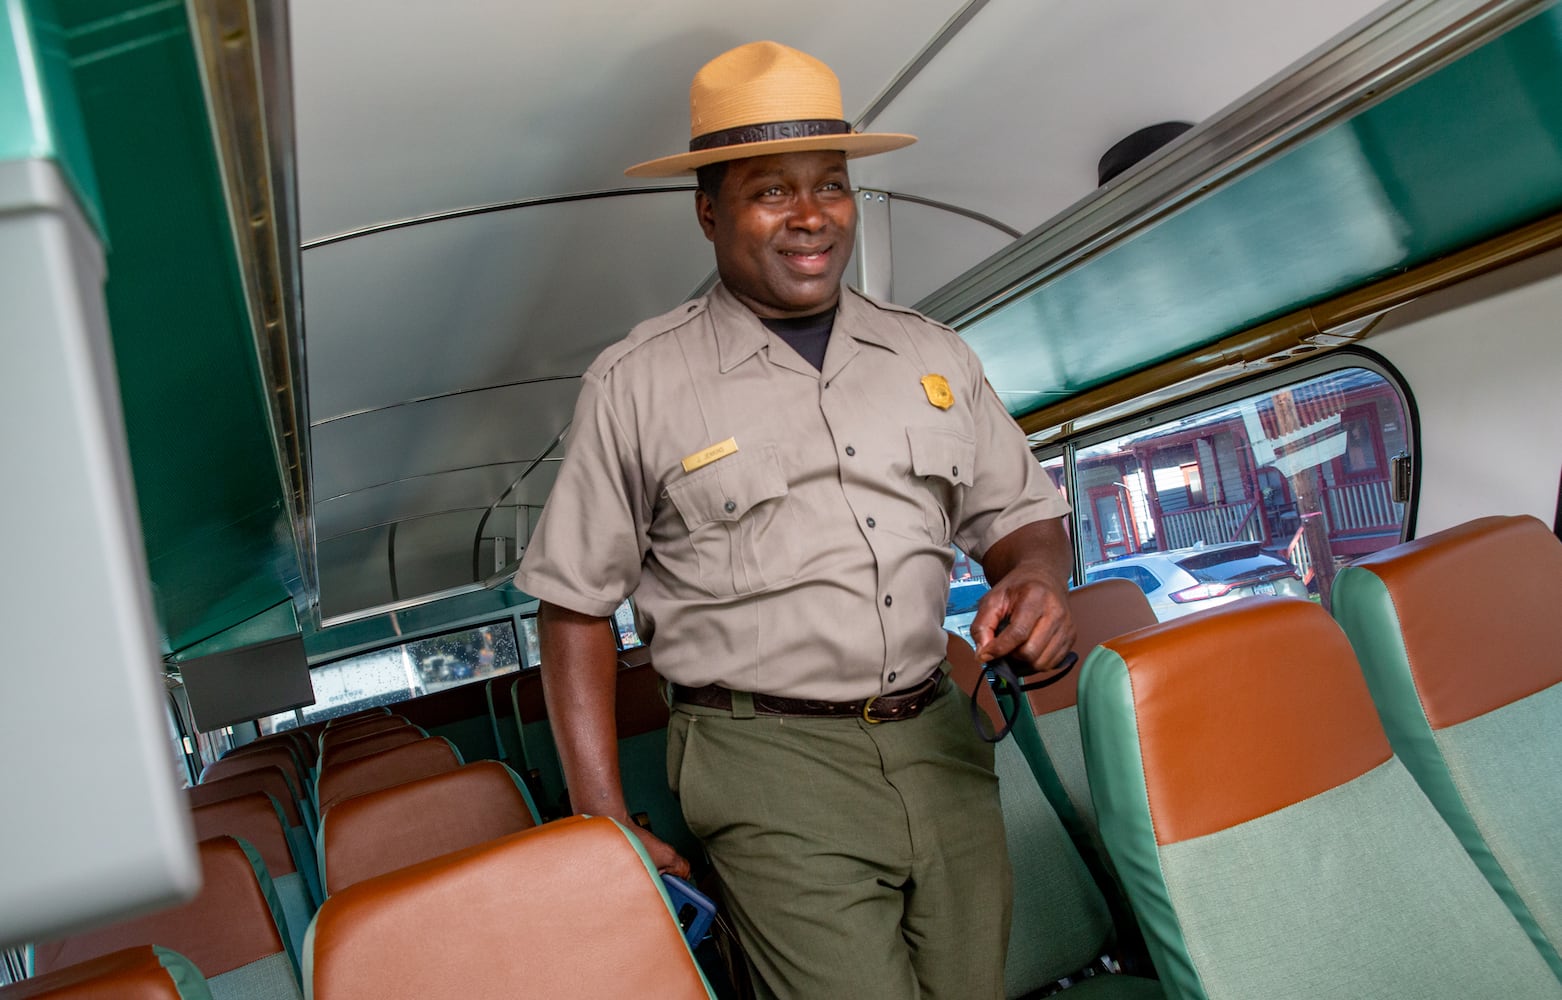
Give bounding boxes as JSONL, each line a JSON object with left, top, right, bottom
{"left": 953, "top": 6, "right": 1562, "bottom": 417}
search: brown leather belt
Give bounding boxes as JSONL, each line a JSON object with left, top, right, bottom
{"left": 671, "top": 671, "right": 946, "bottom": 723}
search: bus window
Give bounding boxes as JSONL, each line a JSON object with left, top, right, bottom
{"left": 613, "top": 599, "right": 644, "bottom": 651}
{"left": 259, "top": 620, "right": 522, "bottom": 733}
{"left": 1073, "top": 363, "right": 1412, "bottom": 620}
{"left": 518, "top": 614, "right": 541, "bottom": 668}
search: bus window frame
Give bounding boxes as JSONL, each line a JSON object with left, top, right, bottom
{"left": 1034, "top": 347, "right": 1421, "bottom": 579}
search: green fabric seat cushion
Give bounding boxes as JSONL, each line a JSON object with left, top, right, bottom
{"left": 1434, "top": 683, "right": 1562, "bottom": 952}
{"left": 271, "top": 872, "right": 313, "bottom": 975}
{"left": 206, "top": 951, "right": 302, "bottom": 1000}
{"left": 995, "top": 737, "right": 1113, "bottom": 996}
{"left": 1335, "top": 563, "right": 1562, "bottom": 977}
{"left": 1034, "top": 706, "right": 1101, "bottom": 856}
{"left": 1157, "top": 758, "right": 1562, "bottom": 1000}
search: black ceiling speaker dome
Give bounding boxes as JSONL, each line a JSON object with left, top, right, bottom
{"left": 1098, "top": 121, "right": 1195, "bottom": 186}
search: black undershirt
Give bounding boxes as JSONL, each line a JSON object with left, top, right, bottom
{"left": 761, "top": 305, "right": 837, "bottom": 372}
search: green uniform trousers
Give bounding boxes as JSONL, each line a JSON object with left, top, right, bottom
{"left": 667, "top": 680, "right": 1012, "bottom": 999}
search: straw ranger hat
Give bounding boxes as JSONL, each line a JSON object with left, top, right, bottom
{"left": 625, "top": 41, "right": 916, "bottom": 178}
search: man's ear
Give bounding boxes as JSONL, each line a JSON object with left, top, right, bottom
{"left": 695, "top": 190, "right": 717, "bottom": 242}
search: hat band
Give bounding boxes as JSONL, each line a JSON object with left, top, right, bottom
{"left": 689, "top": 118, "right": 851, "bottom": 153}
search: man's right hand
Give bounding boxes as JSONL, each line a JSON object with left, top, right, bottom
{"left": 626, "top": 823, "right": 692, "bottom": 879}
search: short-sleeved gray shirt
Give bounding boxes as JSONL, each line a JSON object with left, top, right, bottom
{"left": 515, "top": 282, "right": 1070, "bottom": 702}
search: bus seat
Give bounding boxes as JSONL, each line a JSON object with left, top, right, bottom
{"left": 509, "top": 672, "right": 566, "bottom": 816}
{"left": 1078, "top": 598, "right": 1562, "bottom": 999}
{"left": 1026, "top": 579, "right": 1159, "bottom": 862}
{"left": 219, "top": 737, "right": 305, "bottom": 781}
{"left": 483, "top": 677, "right": 519, "bottom": 762}
{"left": 314, "top": 736, "right": 463, "bottom": 817}
{"left": 1334, "top": 514, "right": 1562, "bottom": 979}
{"left": 201, "top": 747, "right": 309, "bottom": 806}
{"left": 190, "top": 793, "right": 317, "bottom": 958}
{"left": 317, "top": 760, "right": 539, "bottom": 896}
{"left": 615, "top": 661, "right": 700, "bottom": 861}
{"left": 304, "top": 816, "right": 715, "bottom": 999}
{"left": 0, "top": 945, "right": 212, "bottom": 999}
{"left": 316, "top": 716, "right": 412, "bottom": 755}
{"left": 316, "top": 725, "right": 427, "bottom": 775}
{"left": 322, "top": 707, "right": 392, "bottom": 729}
{"left": 187, "top": 766, "right": 317, "bottom": 885}
{"left": 33, "top": 837, "right": 303, "bottom": 1000}
{"left": 945, "top": 634, "right": 1163, "bottom": 998}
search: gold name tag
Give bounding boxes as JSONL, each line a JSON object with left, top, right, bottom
{"left": 681, "top": 437, "right": 739, "bottom": 473}
{"left": 921, "top": 374, "right": 954, "bottom": 410}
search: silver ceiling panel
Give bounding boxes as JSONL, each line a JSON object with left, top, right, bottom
{"left": 317, "top": 525, "right": 394, "bottom": 619}
{"left": 383, "top": 509, "right": 489, "bottom": 603}
{"left": 291, "top": 0, "right": 972, "bottom": 242}
{"left": 886, "top": 198, "right": 1015, "bottom": 307}
{"left": 849, "top": 0, "right": 1388, "bottom": 235}
{"left": 310, "top": 378, "right": 579, "bottom": 502}
{"left": 315, "top": 460, "right": 560, "bottom": 541}
{"left": 302, "top": 194, "right": 714, "bottom": 420}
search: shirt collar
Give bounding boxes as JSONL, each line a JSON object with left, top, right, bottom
{"left": 710, "top": 282, "right": 901, "bottom": 373}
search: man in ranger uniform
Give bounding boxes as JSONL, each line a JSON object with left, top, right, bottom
{"left": 515, "top": 41, "right": 1075, "bottom": 1000}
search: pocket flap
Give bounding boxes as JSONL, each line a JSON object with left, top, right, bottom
{"left": 907, "top": 427, "right": 975, "bottom": 487}
{"left": 666, "top": 448, "right": 789, "bottom": 530}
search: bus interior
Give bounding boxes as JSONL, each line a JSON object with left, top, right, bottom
{"left": 5, "top": 0, "right": 1562, "bottom": 995}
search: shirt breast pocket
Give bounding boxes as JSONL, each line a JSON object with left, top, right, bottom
{"left": 664, "top": 445, "right": 801, "bottom": 598}
{"left": 907, "top": 426, "right": 975, "bottom": 546}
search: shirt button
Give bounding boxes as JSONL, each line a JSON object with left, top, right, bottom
{"left": 888, "top": 671, "right": 898, "bottom": 683}
{"left": 723, "top": 499, "right": 736, "bottom": 513}
{"left": 884, "top": 595, "right": 893, "bottom": 607}
{"left": 845, "top": 445, "right": 856, "bottom": 457}
{"left": 952, "top": 465, "right": 960, "bottom": 477}
{"left": 866, "top": 517, "right": 876, "bottom": 528}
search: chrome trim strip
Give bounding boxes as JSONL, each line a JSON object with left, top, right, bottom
{"left": 301, "top": 186, "right": 693, "bottom": 251}
{"left": 887, "top": 192, "right": 1022, "bottom": 239}
{"left": 187, "top": 0, "right": 320, "bottom": 625}
{"left": 318, "top": 581, "right": 490, "bottom": 629}
{"left": 316, "top": 456, "right": 564, "bottom": 505}
{"left": 852, "top": 0, "right": 994, "bottom": 131}
{"left": 914, "top": 0, "right": 1557, "bottom": 328}
{"left": 311, "top": 374, "right": 580, "bottom": 427}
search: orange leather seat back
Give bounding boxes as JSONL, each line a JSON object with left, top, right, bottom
{"left": 321, "top": 761, "right": 537, "bottom": 895}
{"left": 1345, "top": 514, "right": 1562, "bottom": 729}
{"left": 318, "top": 716, "right": 412, "bottom": 754}
{"left": 1030, "top": 578, "right": 1159, "bottom": 715}
{"left": 0, "top": 946, "right": 204, "bottom": 999}
{"left": 33, "top": 838, "right": 286, "bottom": 978}
{"left": 307, "top": 816, "right": 711, "bottom": 999}
{"left": 201, "top": 746, "right": 306, "bottom": 800}
{"left": 318, "top": 727, "right": 424, "bottom": 773}
{"left": 1102, "top": 598, "right": 1390, "bottom": 845}
{"left": 323, "top": 707, "right": 392, "bottom": 729}
{"left": 316, "top": 737, "right": 462, "bottom": 817}
{"left": 190, "top": 792, "right": 296, "bottom": 877}
{"left": 186, "top": 765, "right": 303, "bottom": 827}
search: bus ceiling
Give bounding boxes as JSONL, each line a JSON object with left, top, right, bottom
{"left": 20, "top": 0, "right": 1562, "bottom": 650}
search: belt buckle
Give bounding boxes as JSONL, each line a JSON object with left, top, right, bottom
{"left": 862, "top": 695, "right": 888, "bottom": 724}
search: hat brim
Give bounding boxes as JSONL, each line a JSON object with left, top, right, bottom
{"left": 624, "top": 132, "right": 916, "bottom": 178}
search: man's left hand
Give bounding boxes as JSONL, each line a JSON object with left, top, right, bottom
{"left": 967, "top": 520, "right": 1077, "bottom": 674}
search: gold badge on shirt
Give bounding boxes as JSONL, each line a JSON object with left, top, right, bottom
{"left": 921, "top": 374, "right": 954, "bottom": 410}
{"left": 681, "top": 437, "right": 739, "bottom": 473}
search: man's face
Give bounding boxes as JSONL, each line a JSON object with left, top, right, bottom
{"left": 696, "top": 150, "right": 857, "bottom": 318}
